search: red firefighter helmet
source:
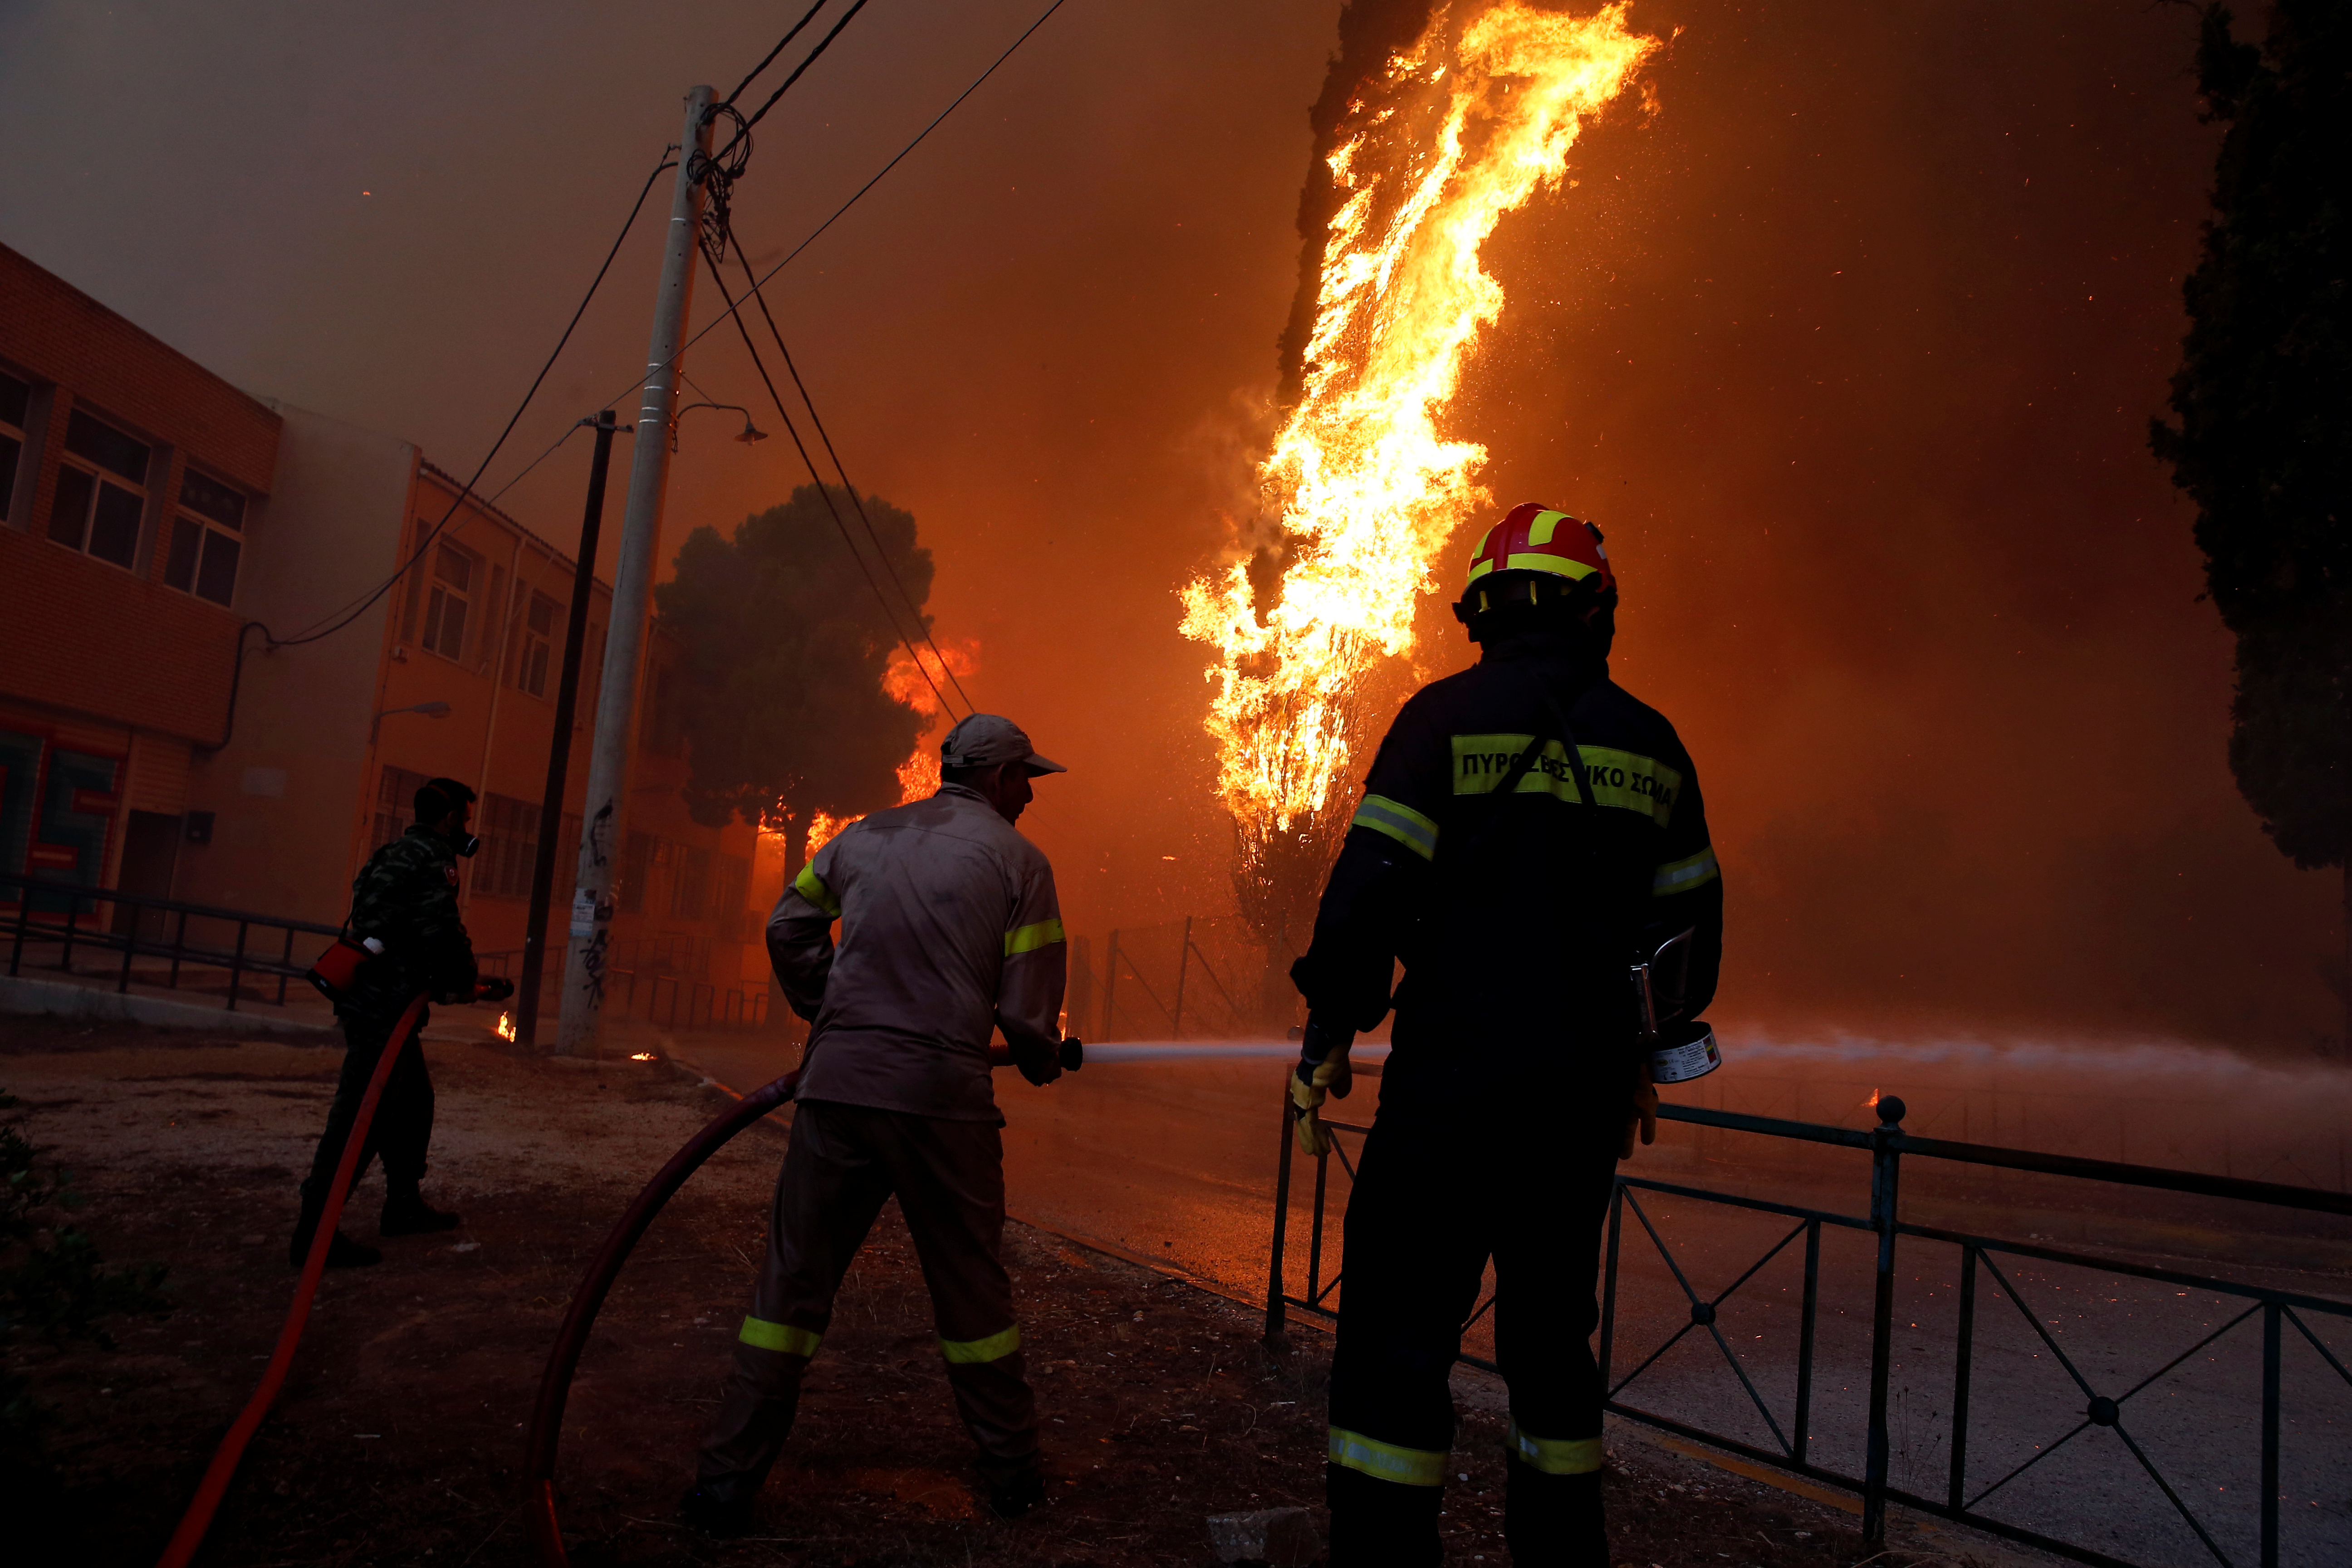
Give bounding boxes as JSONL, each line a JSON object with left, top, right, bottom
{"left": 1460, "top": 503, "right": 1613, "bottom": 600}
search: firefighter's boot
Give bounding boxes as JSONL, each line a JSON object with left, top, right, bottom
{"left": 1327, "top": 1462, "right": 1444, "bottom": 1567}
{"left": 676, "top": 1485, "right": 753, "bottom": 1539}
{"left": 986, "top": 1467, "right": 1047, "bottom": 1519}
{"left": 380, "top": 1181, "right": 461, "bottom": 1236}
{"left": 1504, "top": 1462, "right": 1607, "bottom": 1567}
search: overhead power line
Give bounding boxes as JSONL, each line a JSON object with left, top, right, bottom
{"left": 698, "top": 239, "right": 967, "bottom": 719}
{"left": 577, "top": 0, "right": 1073, "bottom": 423}
{"left": 267, "top": 0, "right": 1072, "bottom": 650}
{"left": 270, "top": 153, "right": 680, "bottom": 648}
{"left": 733, "top": 0, "right": 1072, "bottom": 300}
{"left": 728, "top": 239, "right": 975, "bottom": 715}
{"left": 730, "top": 0, "right": 873, "bottom": 141}
{"left": 721, "top": 0, "right": 833, "bottom": 108}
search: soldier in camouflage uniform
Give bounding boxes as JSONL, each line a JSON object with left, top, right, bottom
{"left": 291, "top": 776, "right": 512, "bottom": 1269}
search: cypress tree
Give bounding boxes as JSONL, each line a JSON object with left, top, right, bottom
{"left": 2152, "top": 1, "right": 2352, "bottom": 1051}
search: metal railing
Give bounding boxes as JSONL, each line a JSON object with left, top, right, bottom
{"left": 602, "top": 966, "right": 770, "bottom": 1031}
{"left": 1264, "top": 1082, "right": 2352, "bottom": 1568}
{"left": 3, "top": 870, "right": 341, "bottom": 1011}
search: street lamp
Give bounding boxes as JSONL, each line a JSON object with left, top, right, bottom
{"left": 671, "top": 401, "right": 767, "bottom": 451}
{"left": 372, "top": 699, "right": 452, "bottom": 743}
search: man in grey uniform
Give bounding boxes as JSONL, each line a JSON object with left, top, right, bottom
{"left": 682, "top": 714, "right": 1072, "bottom": 1534}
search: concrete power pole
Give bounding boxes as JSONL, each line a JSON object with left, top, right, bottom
{"left": 556, "top": 85, "right": 715, "bottom": 1058}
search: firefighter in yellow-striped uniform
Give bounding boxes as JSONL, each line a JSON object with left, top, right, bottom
{"left": 1288, "top": 504, "right": 1725, "bottom": 1566}
{"left": 683, "top": 714, "right": 1073, "bottom": 1536}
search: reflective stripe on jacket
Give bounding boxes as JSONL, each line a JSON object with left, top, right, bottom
{"left": 771, "top": 784, "right": 1065, "bottom": 1122}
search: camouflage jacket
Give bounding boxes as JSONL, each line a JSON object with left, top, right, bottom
{"left": 342, "top": 824, "right": 478, "bottom": 1016}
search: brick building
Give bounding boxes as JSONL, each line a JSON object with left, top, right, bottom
{"left": 0, "top": 241, "right": 772, "bottom": 1028}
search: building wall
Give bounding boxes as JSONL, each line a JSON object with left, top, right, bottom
{"left": 0, "top": 242, "right": 770, "bottom": 1028}
{"left": 173, "top": 403, "right": 417, "bottom": 923}
{"left": 1, "top": 241, "right": 284, "bottom": 904}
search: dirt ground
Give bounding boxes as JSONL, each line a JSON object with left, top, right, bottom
{"left": 1, "top": 1013, "right": 2022, "bottom": 1567}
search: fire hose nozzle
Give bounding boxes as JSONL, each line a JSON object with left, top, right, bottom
{"left": 984, "top": 1036, "right": 1084, "bottom": 1072}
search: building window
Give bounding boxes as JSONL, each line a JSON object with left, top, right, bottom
{"left": 618, "top": 830, "right": 655, "bottom": 915}
{"left": 474, "top": 792, "right": 540, "bottom": 900}
{"left": 670, "top": 844, "right": 712, "bottom": 921}
{"left": 715, "top": 852, "right": 751, "bottom": 940}
{"left": 519, "top": 591, "right": 559, "bottom": 697}
{"left": 47, "top": 408, "right": 150, "bottom": 570}
{"left": 371, "top": 766, "right": 432, "bottom": 856}
{"left": 421, "top": 544, "right": 474, "bottom": 662}
{"left": 0, "top": 370, "right": 29, "bottom": 524}
{"left": 166, "top": 468, "right": 246, "bottom": 606}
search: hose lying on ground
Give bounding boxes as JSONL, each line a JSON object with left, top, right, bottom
{"left": 521, "top": 1036, "right": 1079, "bottom": 1564}
{"left": 155, "top": 991, "right": 431, "bottom": 1568}
{"left": 523, "top": 1068, "right": 803, "bottom": 1568}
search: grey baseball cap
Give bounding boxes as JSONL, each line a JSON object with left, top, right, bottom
{"left": 941, "top": 713, "right": 1067, "bottom": 775}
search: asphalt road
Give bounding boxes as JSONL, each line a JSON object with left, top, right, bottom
{"left": 664, "top": 1031, "right": 2352, "bottom": 1568}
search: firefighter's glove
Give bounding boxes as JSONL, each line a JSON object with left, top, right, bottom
{"left": 475, "top": 975, "right": 515, "bottom": 1004}
{"left": 1620, "top": 1064, "right": 1659, "bottom": 1161}
{"left": 1010, "top": 1035, "right": 1063, "bottom": 1088}
{"left": 1289, "top": 1021, "right": 1355, "bottom": 1158}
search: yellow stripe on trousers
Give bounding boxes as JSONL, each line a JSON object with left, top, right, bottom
{"left": 940, "top": 1323, "right": 1021, "bottom": 1363}
{"left": 1506, "top": 1421, "right": 1603, "bottom": 1475}
{"left": 1328, "top": 1426, "right": 1448, "bottom": 1486}
{"left": 738, "top": 1316, "right": 823, "bottom": 1357}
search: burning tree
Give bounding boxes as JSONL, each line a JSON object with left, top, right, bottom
{"left": 2152, "top": 1, "right": 2352, "bottom": 1053}
{"left": 1180, "top": 0, "right": 1659, "bottom": 954}
{"left": 656, "top": 484, "right": 933, "bottom": 872}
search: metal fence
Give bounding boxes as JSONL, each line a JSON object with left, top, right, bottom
{"left": 1088, "top": 915, "right": 1293, "bottom": 1040}
{"left": 601, "top": 966, "right": 771, "bottom": 1032}
{"left": 1264, "top": 1081, "right": 2352, "bottom": 1568}
{"left": 3, "top": 869, "right": 340, "bottom": 1011}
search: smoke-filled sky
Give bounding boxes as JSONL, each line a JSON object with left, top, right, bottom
{"left": 2, "top": 0, "right": 2332, "bottom": 1054}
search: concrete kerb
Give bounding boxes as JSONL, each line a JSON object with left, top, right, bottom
{"left": 0, "top": 974, "right": 338, "bottom": 1037}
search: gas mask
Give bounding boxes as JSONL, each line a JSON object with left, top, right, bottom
{"left": 456, "top": 833, "right": 480, "bottom": 858}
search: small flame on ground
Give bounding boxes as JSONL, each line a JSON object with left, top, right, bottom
{"left": 1180, "top": 2, "right": 1658, "bottom": 936}
{"left": 495, "top": 1010, "right": 516, "bottom": 1042}
{"left": 629, "top": 1051, "right": 657, "bottom": 1062}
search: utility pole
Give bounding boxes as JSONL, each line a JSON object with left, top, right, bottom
{"left": 556, "top": 87, "right": 714, "bottom": 1058}
{"left": 515, "top": 409, "right": 622, "bottom": 1049}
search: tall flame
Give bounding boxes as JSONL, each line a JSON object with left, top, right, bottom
{"left": 1180, "top": 1, "right": 1657, "bottom": 939}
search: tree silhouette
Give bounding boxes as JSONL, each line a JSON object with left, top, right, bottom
{"left": 2153, "top": 1, "right": 2352, "bottom": 1052}
{"left": 656, "top": 484, "right": 931, "bottom": 872}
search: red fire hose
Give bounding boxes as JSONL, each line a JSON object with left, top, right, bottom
{"left": 522, "top": 1037, "right": 1079, "bottom": 1564}
{"left": 155, "top": 991, "right": 431, "bottom": 1568}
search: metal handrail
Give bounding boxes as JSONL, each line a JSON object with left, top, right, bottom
{"left": 1264, "top": 1083, "right": 2352, "bottom": 1568}
{"left": 4, "top": 869, "right": 339, "bottom": 1011}
{"left": 1668, "top": 1100, "right": 2352, "bottom": 1216}
{"left": 0, "top": 870, "right": 342, "bottom": 936}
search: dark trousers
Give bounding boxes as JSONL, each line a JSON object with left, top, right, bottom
{"left": 1326, "top": 1106, "right": 1621, "bottom": 1567}
{"left": 301, "top": 1004, "right": 435, "bottom": 1208}
{"left": 696, "top": 1100, "right": 1039, "bottom": 1505}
